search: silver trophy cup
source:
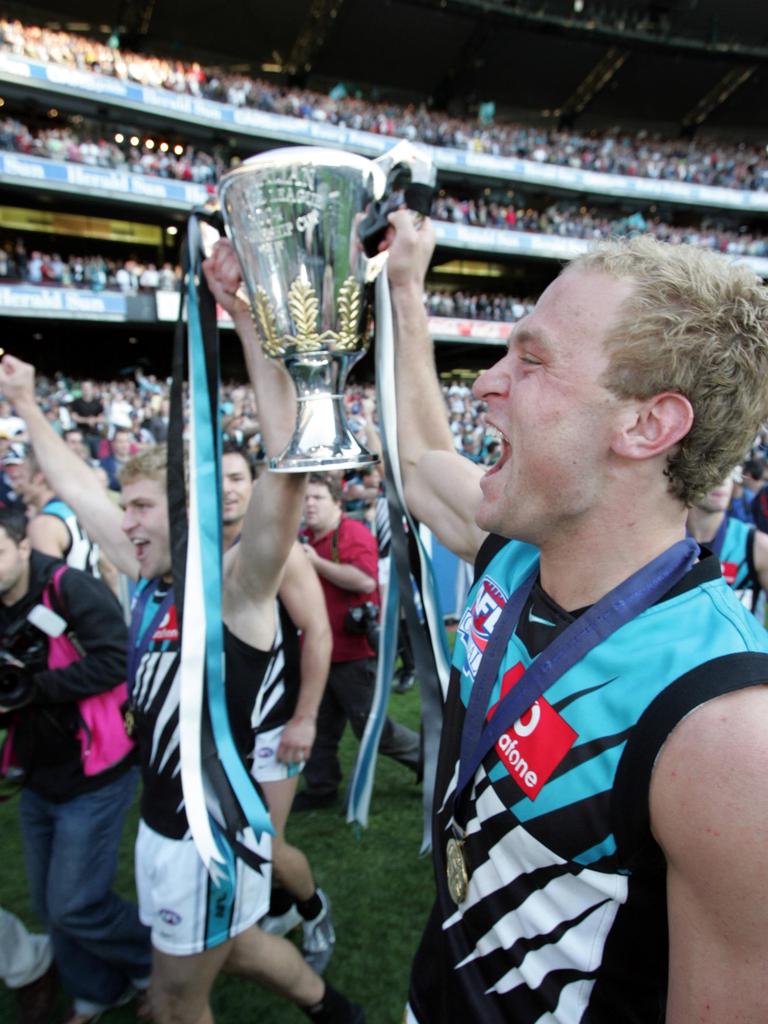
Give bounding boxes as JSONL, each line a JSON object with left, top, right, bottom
{"left": 219, "top": 147, "right": 392, "bottom": 472}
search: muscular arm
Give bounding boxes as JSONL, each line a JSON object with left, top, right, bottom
{"left": 0, "top": 357, "right": 138, "bottom": 577}
{"left": 275, "top": 542, "right": 332, "bottom": 764}
{"left": 385, "top": 210, "right": 486, "bottom": 563}
{"left": 650, "top": 687, "right": 768, "bottom": 1023}
{"left": 204, "top": 241, "right": 305, "bottom": 647}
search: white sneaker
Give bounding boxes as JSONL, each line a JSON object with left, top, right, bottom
{"left": 302, "top": 889, "right": 336, "bottom": 974}
{"left": 260, "top": 903, "right": 302, "bottom": 936}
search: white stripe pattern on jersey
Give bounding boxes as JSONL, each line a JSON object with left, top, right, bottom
{"left": 440, "top": 764, "right": 627, "bottom": 1022}
{"left": 249, "top": 607, "right": 285, "bottom": 735}
{"left": 134, "top": 649, "right": 180, "bottom": 771}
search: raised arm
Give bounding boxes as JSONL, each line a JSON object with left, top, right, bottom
{"left": 650, "top": 686, "right": 768, "bottom": 1023}
{"left": 275, "top": 541, "right": 332, "bottom": 765}
{"left": 203, "top": 241, "right": 306, "bottom": 639}
{"left": 384, "top": 210, "right": 486, "bottom": 563}
{"left": 0, "top": 356, "right": 138, "bottom": 577}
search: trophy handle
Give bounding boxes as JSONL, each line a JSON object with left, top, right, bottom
{"left": 191, "top": 202, "right": 225, "bottom": 259}
{"left": 358, "top": 142, "right": 437, "bottom": 258}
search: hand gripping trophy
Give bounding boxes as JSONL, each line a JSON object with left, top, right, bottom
{"left": 216, "top": 141, "right": 435, "bottom": 471}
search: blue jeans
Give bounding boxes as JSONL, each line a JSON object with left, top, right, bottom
{"left": 19, "top": 766, "right": 152, "bottom": 1009}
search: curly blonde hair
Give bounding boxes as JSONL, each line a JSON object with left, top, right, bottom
{"left": 568, "top": 237, "right": 768, "bottom": 505}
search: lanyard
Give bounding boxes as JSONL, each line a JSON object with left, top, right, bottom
{"left": 127, "top": 580, "right": 175, "bottom": 687}
{"left": 454, "top": 538, "right": 699, "bottom": 820}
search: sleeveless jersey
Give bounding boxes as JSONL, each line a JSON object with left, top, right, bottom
{"left": 40, "top": 498, "right": 101, "bottom": 578}
{"left": 718, "top": 515, "right": 759, "bottom": 612}
{"left": 129, "top": 581, "right": 277, "bottom": 840}
{"left": 248, "top": 598, "right": 301, "bottom": 744}
{"left": 409, "top": 536, "right": 768, "bottom": 1024}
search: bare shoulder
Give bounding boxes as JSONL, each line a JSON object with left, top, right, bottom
{"left": 27, "top": 512, "right": 69, "bottom": 555}
{"left": 651, "top": 685, "right": 768, "bottom": 862}
{"left": 650, "top": 685, "right": 768, "bottom": 1021}
{"left": 751, "top": 526, "right": 768, "bottom": 569}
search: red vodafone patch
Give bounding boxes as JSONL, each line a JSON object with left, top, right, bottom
{"left": 153, "top": 605, "right": 179, "bottom": 642}
{"left": 488, "top": 661, "right": 578, "bottom": 799}
{"left": 720, "top": 560, "right": 738, "bottom": 586}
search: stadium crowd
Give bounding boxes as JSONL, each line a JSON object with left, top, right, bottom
{"left": 1, "top": 17, "right": 767, "bottom": 191}
{"left": 3, "top": 371, "right": 504, "bottom": 470}
{"left": 0, "top": 243, "right": 180, "bottom": 293}
{"left": 3, "top": 114, "right": 767, "bottom": 262}
{"left": 0, "top": 116, "right": 223, "bottom": 184}
{"left": 0, "top": 242, "right": 535, "bottom": 321}
{"left": 431, "top": 194, "right": 768, "bottom": 256}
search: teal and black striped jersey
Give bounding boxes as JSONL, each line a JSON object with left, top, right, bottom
{"left": 409, "top": 536, "right": 768, "bottom": 1024}
{"left": 40, "top": 497, "right": 101, "bottom": 578}
{"left": 719, "top": 515, "right": 759, "bottom": 611}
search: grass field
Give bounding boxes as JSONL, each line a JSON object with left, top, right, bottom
{"left": 0, "top": 686, "right": 436, "bottom": 1023}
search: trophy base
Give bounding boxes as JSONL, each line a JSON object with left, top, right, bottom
{"left": 269, "top": 450, "right": 380, "bottom": 473}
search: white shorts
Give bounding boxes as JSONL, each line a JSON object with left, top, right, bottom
{"left": 135, "top": 821, "right": 271, "bottom": 956}
{"left": 250, "top": 723, "right": 303, "bottom": 783}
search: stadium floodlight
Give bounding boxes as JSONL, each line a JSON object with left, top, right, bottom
{"left": 130, "top": 136, "right": 140, "bottom": 147}
{"left": 146, "top": 139, "right": 156, "bottom": 149}
{"left": 115, "top": 133, "right": 124, "bottom": 143}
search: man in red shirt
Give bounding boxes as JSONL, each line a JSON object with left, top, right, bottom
{"left": 296, "top": 473, "right": 419, "bottom": 810}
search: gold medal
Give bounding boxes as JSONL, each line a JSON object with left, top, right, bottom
{"left": 446, "top": 836, "right": 469, "bottom": 904}
{"left": 123, "top": 705, "right": 135, "bottom": 738}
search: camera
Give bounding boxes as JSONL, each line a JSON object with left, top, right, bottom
{"left": 0, "top": 651, "right": 34, "bottom": 709}
{"left": 344, "top": 601, "right": 380, "bottom": 653}
{"left": 0, "top": 617, "right": 48, "bottom": 709}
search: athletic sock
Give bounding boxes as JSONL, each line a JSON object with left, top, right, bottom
{"left": 296, "top": 890, "right": 323, "bottom": 921}
{"left": 304, "top": 982, "right": 359, "bottom": 1021}
{"left": 269, "top": 886, "right": 295, "bottom": 916}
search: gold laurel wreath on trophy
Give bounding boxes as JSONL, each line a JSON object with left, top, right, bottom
{"left": 252, "top": 275, "right": 362, "bottom": 356}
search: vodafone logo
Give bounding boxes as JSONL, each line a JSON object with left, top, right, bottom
{"left": 153, "top": 605, "right": 179, "bottom": 642}
{"left": 489, "top": 662, "right": 578, "bottom": 799}
{"left": 458, "top": 577, "right": 507, "bottom": 678}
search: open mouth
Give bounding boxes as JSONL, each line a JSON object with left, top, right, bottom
{"left": 133, "top": 539, "right": 149, "bottom": 561}
{"left": 484, "top": 425, "right": 510, "bottom": 477}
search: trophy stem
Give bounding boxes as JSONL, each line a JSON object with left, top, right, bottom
{"left": 269, "top": 349, "right": 379, "bottom": 473}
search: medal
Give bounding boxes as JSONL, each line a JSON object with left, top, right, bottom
{"left": 446, "top": 836, "right": 469, "bottom": 904}
{"left": 123, "top": 704, "right": 135, "bottom": 738}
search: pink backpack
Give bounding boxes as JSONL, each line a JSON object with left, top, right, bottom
{"left": 1, "top": 565, "right": 134, "bottom": 779}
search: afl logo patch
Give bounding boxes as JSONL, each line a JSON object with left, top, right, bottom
{"left": 159, "top": 908, "right": 181, "bottom": 926}
{"left": 458, "top": 576, "right": 507, "bottom": 679}
{"left": 258, "top": 747, "right": 274, "bottom": 759}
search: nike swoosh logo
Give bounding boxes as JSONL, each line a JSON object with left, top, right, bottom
{"left": 528, "top": 608, "right": 556, "bottom": 627}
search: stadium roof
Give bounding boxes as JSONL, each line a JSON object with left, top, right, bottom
{"left": 10, "top": 0, "right": 768, "bottom": 136}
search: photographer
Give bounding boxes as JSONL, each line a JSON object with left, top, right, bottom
{"left": 296, "top": 474, "right": 419, "bottom": 811}
{"left": 0, "top": 506, "right": 151, "bottom": 1024}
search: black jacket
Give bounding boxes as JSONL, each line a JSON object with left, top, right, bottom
{"left": 0, "top": 551, "right": 131, "bottom": 800}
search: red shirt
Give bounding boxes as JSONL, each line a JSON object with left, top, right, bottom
{"left": 302, "top": 516, "right": 380, "bottom": 662}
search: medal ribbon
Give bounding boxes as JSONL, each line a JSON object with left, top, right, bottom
{"left": 454, "top": 538, "right": 699, "bottom": 818}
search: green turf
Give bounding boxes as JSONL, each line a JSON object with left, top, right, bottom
{"left": 0, "top": 687, "right": 436, "bottom": 1023}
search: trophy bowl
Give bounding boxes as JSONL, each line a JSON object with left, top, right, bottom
{"left": 219, "top": 147, "right": 387, "bottom": 472}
